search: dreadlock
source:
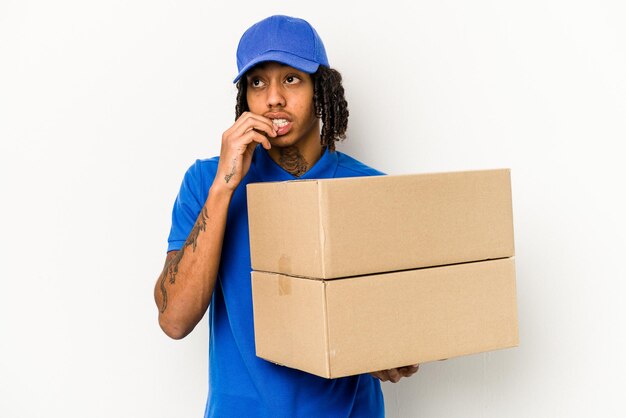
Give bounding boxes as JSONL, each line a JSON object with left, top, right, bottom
{"left": 235, "top": 66, "right": 349, "bottom": 151}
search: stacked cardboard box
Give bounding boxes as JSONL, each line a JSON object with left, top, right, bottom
{"left": 247, "top": 169, "right": 518, "bottom": 379}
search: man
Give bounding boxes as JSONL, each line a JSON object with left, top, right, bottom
{"left": 154, "top": 15, "right": 419, "bottom": 417}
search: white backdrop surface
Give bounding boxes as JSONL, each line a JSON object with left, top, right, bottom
{"left": 1, "top": 1, "right": 625, "bottom": 417}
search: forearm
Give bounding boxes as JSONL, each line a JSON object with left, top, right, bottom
{"left": 154, "top": 184, "right": 233, "bottom": 339}
{"left": 154, "top": 112, "right": 274, "bottom": 338}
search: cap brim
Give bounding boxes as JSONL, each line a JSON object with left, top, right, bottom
{"left": 233, "top": 51, "right": 320, "bottom": 83}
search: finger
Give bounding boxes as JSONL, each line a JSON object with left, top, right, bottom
{"left": 399, "top": 365, "right": 419, "bottom": 377}
{"left": 387, "top": 369, "right": 401, "bottom": 383}
{"left": 224, "top": 112, "right": 274, "bottom": 141}
{"left": 251, "top": 130, "right": 272, "bottom": 150}
{"left": 237, "top": 129, "right": 272, "bottom": 151}
{"left": 397, "top": 367, "right": 410, "bottom": 377}
{"left": 234, "top": 112, "right": 277, "bottom": 138}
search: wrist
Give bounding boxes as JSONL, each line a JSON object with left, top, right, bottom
{"left": 209, "top": 181, "right": 236, "bottom": 200}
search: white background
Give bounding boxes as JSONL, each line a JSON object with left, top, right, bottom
{"left": 1, "top": 0, "right": 625, "bottom": 417}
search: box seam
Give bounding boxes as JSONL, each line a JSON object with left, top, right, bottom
{"left": 317, "top": 181, "right": 327, "bottom": 279}
{"left": 251, "top": 256, "right": 514, "bottom": 281}
{"left": 507, "top": 169, "right": 517, "bottom": 257}
{"left": 322, "top": 280, "right": 331, "bottom": 378}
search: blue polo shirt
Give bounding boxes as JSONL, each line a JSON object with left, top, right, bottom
{"left": 167, "top": 145, "right": 385, "bottom": 418}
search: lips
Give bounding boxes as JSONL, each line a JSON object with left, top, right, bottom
{"left": 267, "top": 114, "right": 293, "bottom": 136}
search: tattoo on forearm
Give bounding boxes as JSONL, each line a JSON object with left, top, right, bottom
{"left": 186, "top": 206, "right": 209, "bottom": 251}
{"left": 224, "top": 158, "right": 237, "bottom": 183}
{"left": 159, "top": 207, "right": 209, "bottom": 313}
{"left": 279, "top": 146, "right": 308, "bottom": 177}
{"left": 159, "top": 251, "right": 181, "bottom": 313}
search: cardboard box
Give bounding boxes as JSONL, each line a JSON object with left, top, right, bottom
{"left": 251, "top": 257, "right": 518, "bottom": 379}
{"left": 248, "top": 168, "right": 518, "bottom": 378}
{"left": 247, "top": 169, "right": 514, "bottom": 279}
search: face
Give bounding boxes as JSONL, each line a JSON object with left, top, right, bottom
{"left": 246, "top": 62, "right": 320, "bottom": 150}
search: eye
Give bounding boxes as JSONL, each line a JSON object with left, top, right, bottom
{"left": 285, "top": 75, "right": 301, "bottom": 85}
{"left": 249, "top": 77, "right": 265, "bottom": 88}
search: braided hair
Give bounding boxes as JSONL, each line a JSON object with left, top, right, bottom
{"left": 235, "top": 66, "right": 349, "bottom": 151}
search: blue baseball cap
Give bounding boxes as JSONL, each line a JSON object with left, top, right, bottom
{"left": 233, "top": 15, "right": 329, "bottom": 83}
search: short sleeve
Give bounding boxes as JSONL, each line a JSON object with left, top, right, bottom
{"left": 166, "top": 158, "right": 218, "bottom": 252}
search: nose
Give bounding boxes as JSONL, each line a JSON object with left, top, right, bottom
{"left": 266, "top": 82, "right": 286, "bottom": 108}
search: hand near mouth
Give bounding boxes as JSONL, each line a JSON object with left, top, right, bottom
{"left": 215, "top": 111, "right": 277, "bottom": 192}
